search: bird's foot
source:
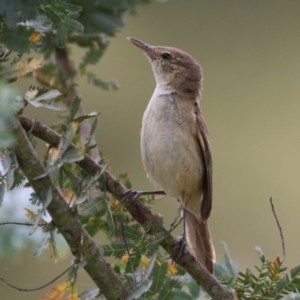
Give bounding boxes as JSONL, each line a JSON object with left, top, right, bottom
{"left": 117, "top": 189, "right": 165, "bottom": 208}
{"left": 117, "top": 190, "right": 142, "bottom": 208}
{"left": 174, "top": 235, "right": 187, "bottom": 263}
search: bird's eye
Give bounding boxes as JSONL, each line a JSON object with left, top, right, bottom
{"left": 161, "top": 53, "right": 171, "bottom": 60}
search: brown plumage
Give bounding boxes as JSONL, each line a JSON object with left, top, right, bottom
{"left": 128, "top": 37, "right": 215, "bottom": 273}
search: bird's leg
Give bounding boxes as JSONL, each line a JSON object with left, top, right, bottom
{"left": 175, "top": 207, "right": 187, "bottom": 262}
{"left": 118, "top": 190, "right": 166, "bottom": 208}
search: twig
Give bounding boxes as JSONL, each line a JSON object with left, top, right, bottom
{"left": 0, "top": 222, "right": 35, "bottom": 226}
{"left": 269, "top": 197, "right": 285, "bottom": 260}
{"left": 168, "top": 207, "right": 183, "bottom": 233}
{"left": 0, "top": 265, "right": 73, "bottom": 292}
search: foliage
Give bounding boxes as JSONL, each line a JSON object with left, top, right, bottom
{"left": 0, "top": 1, "right": 300, "bottom": 300}
{"left": 222, "top": 255, "right": 300, "bottom": 299}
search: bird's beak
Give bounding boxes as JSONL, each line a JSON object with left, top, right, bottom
{"left": 127, "top": 37, "right": 156, "bottom": 60}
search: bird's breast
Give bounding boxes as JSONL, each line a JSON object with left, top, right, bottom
{"left": 140, "top": 91, "right": 204, "bottom": 199}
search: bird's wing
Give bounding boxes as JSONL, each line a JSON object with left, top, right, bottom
{"left": 194, "top": 103, "right": 213, "bottom": 221}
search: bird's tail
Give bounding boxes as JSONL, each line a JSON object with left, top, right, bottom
{"left": 185, "top": 210, "right": 215, "bottom": 273}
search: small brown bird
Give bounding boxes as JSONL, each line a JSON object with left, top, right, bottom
{"left": 128, "top": 37, "right": 215, "bottom": 273}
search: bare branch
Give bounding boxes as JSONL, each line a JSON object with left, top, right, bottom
{"left": 269, "top": 197, "right": 286, "bottom": 260}
{"left": 0, "top": 222, "right": 37, "bottom": 226}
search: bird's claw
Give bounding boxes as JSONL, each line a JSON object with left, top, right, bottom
{"left": 174, "top": 235, "right": 187, "bottom": 263}
{"left": 122, "top": 189, "right": 142, "bottom": 201}
{"left": 117, "top": 190, "right": 142, "bottom": 208}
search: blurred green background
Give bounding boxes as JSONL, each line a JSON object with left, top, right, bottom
{"left": 1, "top": 0, "right": 300, "bottom": 299}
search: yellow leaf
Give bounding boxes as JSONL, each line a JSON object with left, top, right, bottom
{"left": 47, "top": 236, "right": 58, "bottom": 263}
{"left": 121, "top": 253, "right": 129, "bottom": 262}
{"left": 167, "top": 260, "right": 178, "bottom": 275}
{"left": 39, "top": 282, "right": 70, "bottom": 300}
{"left": 48, "top": 147, "right": 62, "bottom": 165}
{"left": 29, "top": 31, "right": 42, "bottom": 42}
{"left": 140, "top": 255, "right": 150, "bottom": 267}
{"left": 110, "top": 199, "right": 120, "bottom": 209}
{"left": 0, "top": 57, "right": 43, "bottom": 79}
{"left": 61, "top": 189, "right": 77, "bottom": 205}
{"left": 24, "top": 208, "right": 47, "bottom": 225}
{"left": 24, "top": 208, "right": 38, "bottom": 222}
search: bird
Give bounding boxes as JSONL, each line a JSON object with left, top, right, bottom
{"left": 128, "top": 37, "right": 215, "bottom": 273}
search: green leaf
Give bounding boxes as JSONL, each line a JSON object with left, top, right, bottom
{"left": 124, "top": 280, "right": 152, "bottom": 300}
{"left": 145, "top": 232, "right": 166, "bottom": 256}
{"left": 69, "top": 96, "right": 82, "bottom": 122}
{"left": 53, "top": 2, "right": 82, "bottom": 13}
{"left": 61, "top": 148, "right": 84, "bottom": 164}
{"left": 78, "top": 9, "right": 124, "bottom": 36}
{"left": 0, "top": 0, "right": 39, "bottom": 27}
{"left": 116, "top": 224, "right": 143, "bottom": 241}
{"left": 79, "top": 44, "right": 107, "bottom": 70}
{"left": 105, "top": 200, "right": 115, "bottom": 236}
{"left": 73, "top": 111, "right": 100, "bottom": 123}
{"left": 57, "top": 122, "right": 77, "bottom": 159}
{"left": 79, "top": 197, "right": 105, "bottom": 216}
{"left": 62, "top": 18, "right": 83, "bottom": 33}
{"left": 85, "top": 117, "right": 98, "bottom": 146}
{"left": 68, "top": 34, "right": 107, "bottom": 48}
{"left": 43, "top": 7, "right": 62, "bottom": 24}
{"left": 60, "top": 166, "right": 79, "bottom": 189}
{"left": 103, "top": 242, "right": 133, "bottom": 257}
{"left": 56, "top": 23, "right": 67, "bottom": 48}
{"left": 0, "top": 83, "right": 18, "bottom": 148}
{"left": 125, "top": 248, "right": 142, "bottom": 273}
{"left": 142, "top": 251, "right": 157, "bottom": 282}
{"left": 186, "top": 279, "right": 201, "bottom": 298}
{"left": 87, "top": 72, "right": 119, "bottom": 90}
{"left": 150, "top": 261, "right": 168, "bottom": 293}
{"left": 0, "top": 180, "right": 5, "bottom": 208}
{"left": 158, "top": 279, "right": 181, "bottom": 300}
{"left": 80, "top": 169, "right": 107, "bottom": 194}
{"left": 0, "top": 26, "right": 34, "bottom": 53}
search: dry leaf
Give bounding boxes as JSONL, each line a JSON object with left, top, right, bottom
{"left": 0, "top": 57, "right": 43, "bottom": 79}
{"left": 39, "top": 282, "right": 70, "bottom": 300}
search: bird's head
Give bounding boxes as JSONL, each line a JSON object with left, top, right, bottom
{"left": 128, "top": 37, "right": 203, "bottom": 98}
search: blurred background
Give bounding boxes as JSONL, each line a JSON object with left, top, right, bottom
{"left": 1, "top": 0, "right": 300, "bottom": 298}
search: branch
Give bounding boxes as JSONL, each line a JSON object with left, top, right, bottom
{"left": 11, "top": 116, "right": 129, "bottom": 300}
{"left": 20, "top": 115, "right": 234, "bottom": 300}
{"left": 269, "top": 197, "right": 285, "bottom": 260}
